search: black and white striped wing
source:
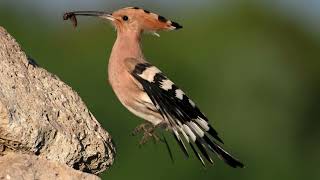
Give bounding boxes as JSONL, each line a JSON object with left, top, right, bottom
{"left": 131, "top": 62, "right": 244, "bottom": 168}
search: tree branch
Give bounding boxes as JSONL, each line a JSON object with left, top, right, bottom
{"left": 0, "top": 26, "right": 115, "bottom": 177}
{"left": 0, "top": 153, "right": 100, "bottom": 180}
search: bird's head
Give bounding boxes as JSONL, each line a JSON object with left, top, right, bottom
{"left": 64, "top": 7, "right": 182, "bottom": 35}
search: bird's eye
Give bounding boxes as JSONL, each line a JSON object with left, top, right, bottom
{"left": 122, "top": 15, "right": 129, "bottom": 21}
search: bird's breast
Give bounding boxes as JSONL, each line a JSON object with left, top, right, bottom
{"left": 108, "top": 59, "right": 139, "bottom": 106}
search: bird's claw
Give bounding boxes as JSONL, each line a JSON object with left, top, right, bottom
{"left": 139, "top": 131, "right": 160, "bottom": 145}
{"left": 132, "top": 122, "right": 160, "bottom": 145}
{"left": 131, "top": 122, "right": 152, "bottom": 136}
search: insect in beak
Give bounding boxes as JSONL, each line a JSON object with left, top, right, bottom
{"left": 63, "top": 11, "right": 114, "bottom": 27}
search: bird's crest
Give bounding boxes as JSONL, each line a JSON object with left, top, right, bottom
{"left": 124, "top": 7, "right": 182, "bottom": 30}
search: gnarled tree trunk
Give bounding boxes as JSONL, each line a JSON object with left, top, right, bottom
{"left": 0, "top": 26, "right": 115, "bottom": 179}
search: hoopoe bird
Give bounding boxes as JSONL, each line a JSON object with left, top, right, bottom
{"left": 64, "top": 7, "right": 244, "bottom": 168}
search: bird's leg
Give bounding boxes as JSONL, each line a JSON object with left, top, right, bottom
{"left": 132, "top": 122, "right": 163, "bottom": 145}
{"left": 131, "top": 122, "right": 152, "bottom": 136}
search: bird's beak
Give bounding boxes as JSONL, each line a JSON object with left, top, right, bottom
{"left": 63, "top": 11, "right": 115, "bottom": 23}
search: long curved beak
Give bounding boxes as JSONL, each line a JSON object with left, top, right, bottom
{"left": 63, "top": 11, "right": 114, "bottom": 27}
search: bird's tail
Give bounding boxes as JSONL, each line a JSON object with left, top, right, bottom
{"left": 172, "top": 124, "right": 244, "bottom": 168}
{"left": 202, "top": 135, "right": 244, "bottom": 168}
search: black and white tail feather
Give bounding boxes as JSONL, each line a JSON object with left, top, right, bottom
{"left": 131, "top": 62, "right": 244, "bottom": 168}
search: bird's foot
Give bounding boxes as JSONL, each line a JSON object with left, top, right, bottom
{"left": 132, "top": 122, "right": 160, "bottom": 145}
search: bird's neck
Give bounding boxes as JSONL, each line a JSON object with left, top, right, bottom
{"left": 108, "top": 31, "right": 145, "bottom": 85}
{"left": 110, "top": 31, "right": 144, "bottom": 61}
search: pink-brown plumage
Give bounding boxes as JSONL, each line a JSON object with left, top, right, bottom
{"left": 63, "top": 7, "right": 243, "bottom": 168}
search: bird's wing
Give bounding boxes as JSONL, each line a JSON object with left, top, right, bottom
{"left": 129, "top": 61, "right": 244, "bottom": 168}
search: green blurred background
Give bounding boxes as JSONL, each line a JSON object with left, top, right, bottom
{"left": 1, "top": 0, "right": 320, "bottom": 179}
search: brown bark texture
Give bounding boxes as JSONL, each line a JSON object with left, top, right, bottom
{"left": 0, "top": 152, "right": 101, "bottom": 180}
{"left": 0, "top": 26, "right": 115, "bottom": 178}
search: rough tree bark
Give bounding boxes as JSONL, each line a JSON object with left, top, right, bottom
{"left": 0, "top": 26, "right": 115, "bottom": 179}
{"left": 0, "top": 152, "right": 100, "bottom": 180}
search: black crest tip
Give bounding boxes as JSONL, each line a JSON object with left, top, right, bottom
{"left": 143, "top": 9, "right": 151, "bottom": 14}
{"left": 158, "top": 15, "right": 167, "bottom": 23}
{"left": 171, "top": 21, "right": 183, "bottom": 30}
